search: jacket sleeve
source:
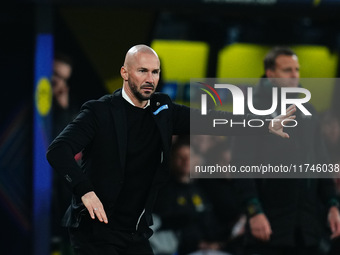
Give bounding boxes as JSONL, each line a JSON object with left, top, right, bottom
{"left": 231, "top": 135, "right": 264, "bottom": 217}
{"left": 313, "top": 118, "right": 339, "bottom": 208}
{"left": 46, "top": 101, "right": 100, "bottom": 197}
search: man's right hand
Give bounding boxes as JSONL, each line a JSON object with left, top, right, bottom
{"left": 81, "top": 191, "right": 108, "bottom": 224}
{"left": 249, "top": 213, "right": 272, "bottom": 241}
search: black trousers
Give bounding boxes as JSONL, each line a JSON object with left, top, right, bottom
{"left": 245, "top": 245, "right": 319, "bottom": 255}
{"left": 69, "top": 216, "right": 154, "bottom": 255}
{"left": 245, "top": 228, "right": 320, "bottom": 255}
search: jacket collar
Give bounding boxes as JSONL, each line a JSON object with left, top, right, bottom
{"left": 110, "top": 89, "right": 127, "bottom": 170}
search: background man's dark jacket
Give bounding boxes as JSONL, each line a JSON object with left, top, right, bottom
{"left": 232, "top": 79, "right": 336, "bottom": 247}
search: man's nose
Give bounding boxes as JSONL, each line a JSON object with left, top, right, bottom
{"left": 146, "top": 72, "right": 155, "bottom": 84}
{"left": 291, "top": 70, "right": 299, "bottom": 78}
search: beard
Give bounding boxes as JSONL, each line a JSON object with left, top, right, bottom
{"left": 128, "top": 79, "right": 155, "bottom": 101}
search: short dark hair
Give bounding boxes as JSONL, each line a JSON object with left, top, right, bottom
{"left": 264, "top": 47, "right": 297, "bottom": 71}
{"left": 54, "top": 52, "right": 73, "bottom": 68}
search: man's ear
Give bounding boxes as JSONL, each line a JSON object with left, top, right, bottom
{"left": 266, "top": 69, "right": 274, "bottom": 78}
{"left": 120, "top": 66, "right": 128, "bottom": 81}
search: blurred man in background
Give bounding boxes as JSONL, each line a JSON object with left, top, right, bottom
{"left": 52, "top": 53, "right": 77, "bottom": 137}
{"left": 232, "top": 47, "right": 340, "bottom": 255}
{"left": 51, "top": 52, "right": 78, "bottom": 254}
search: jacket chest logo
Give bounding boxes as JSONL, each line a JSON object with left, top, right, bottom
{"left": 153, "top": 104, "right": 168, "bottom": 115}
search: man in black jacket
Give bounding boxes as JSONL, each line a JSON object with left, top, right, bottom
{"left": 232, "top": 47, "right": 340, "bottom": 255}
{"left": 46, "top": 45, "right": 295, "bottom": 255}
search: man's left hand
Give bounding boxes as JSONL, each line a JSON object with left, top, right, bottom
{"left": 268, "top": 104, "right": 296, "bottom": 138}
{"left": 328, "top": 206, "right": 340, "bottom": 239}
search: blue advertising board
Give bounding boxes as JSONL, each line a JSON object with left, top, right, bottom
{"left": 32, "top": 34, "right": 53, "bottom": 255}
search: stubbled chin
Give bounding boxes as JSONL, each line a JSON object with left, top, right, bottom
{"left": 139, "top": 91, "right": 154, "bottom": 100}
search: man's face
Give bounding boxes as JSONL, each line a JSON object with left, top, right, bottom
{"left": 52, "top": 61, "right": 72, "bottom": 93}
{"left": 125, "top": 52, "right": 160, "bottom": 101}
{"left": 266, "top": 54, "right": 300, "bottom": 87}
